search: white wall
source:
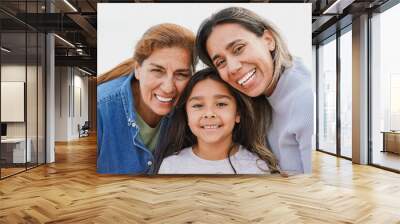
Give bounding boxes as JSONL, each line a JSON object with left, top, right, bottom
{"left": 1, "top": 64, "right": 26, "bottom": 82}
{"left": 98, "top": 3, "right": 312, "bottom": 74}
{"left": 55, "top": 67, "right": 69, "bottom": 141}
{"left": 54, "top": 67, "right": 89, "bottom": 141}
{"left": 1, "top": 65, "right": 37, "bottom": 138}
{"left": 1, "top": 63, "right": 45, "bottom": 164}
{"left": 71, "top": 72, "right": 89, "bottom": 138}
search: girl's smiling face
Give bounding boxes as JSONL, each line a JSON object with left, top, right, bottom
{"left": 206, "top": 23, "right": 276, "bottom": 97}
{"left": 186, "top": 78, "right": 240, "bottom": 145}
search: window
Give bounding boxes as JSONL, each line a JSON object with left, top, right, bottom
{"left": 318, "top": 37, "right": 337, "bottom": 154}
{"left": 0, "top": 1, "right": 46, "bottom": 179}
{"left": 370, "top": 2, "right": 400, "bottom": 171}
{"left": 340, "top": 29, "right": 352, "bottom": 158}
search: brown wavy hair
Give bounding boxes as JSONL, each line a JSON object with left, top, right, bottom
{"left": 98, "top": 23, "right": 196, "bottom": 84}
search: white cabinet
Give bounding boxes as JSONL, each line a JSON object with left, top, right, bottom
{"left": 1, "top": 138, "right": 31, "bottom": 163}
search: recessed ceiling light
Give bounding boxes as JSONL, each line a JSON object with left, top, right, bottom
{"left": 78, "top": 67, "right": 93, "bottom": 76}
{"left": 54, "top": 34, "right": 75, "bottom": 48}
{"left": 63, "top": 0, "right": 78, "bottom": 12}
{"left": 323, "top": 0, "right": 355, "bottom": 15}
{"left": 1, "top": 47, "right": 11, "bottom": 53}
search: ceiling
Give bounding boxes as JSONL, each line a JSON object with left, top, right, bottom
{"left": 0, "top": 0, "right": 391, "bottom": 75}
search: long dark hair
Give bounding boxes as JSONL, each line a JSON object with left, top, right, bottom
{"left": 153, "top": 67, "right": 280, "bottom": 174}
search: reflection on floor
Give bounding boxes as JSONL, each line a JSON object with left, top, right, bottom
{"left": 341, "top": 147, "right": 352, "bottom": 158}
{"left": 373, "top": 150, "right": 400, "bottom": 171}
{"left": 0, "top": 162, "right": 41, "bottom": 178}
{"left": 0, "top": 167, "right": 25, "bottom": 177}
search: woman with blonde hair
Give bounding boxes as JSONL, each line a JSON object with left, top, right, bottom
{"left": 97, "top": 23, "right": 196, "bottom": 174}
{"left": 196, "top": 7, "right": 314, "bottom": 174}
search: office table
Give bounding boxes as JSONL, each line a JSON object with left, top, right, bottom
{"left": 381, "top": 131, "right": 400, "bottom": 154}
{"left": 1, "top": 138, "right": 32, "bottom": 163}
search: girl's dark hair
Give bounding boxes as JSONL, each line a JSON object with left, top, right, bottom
{"left": 196, "top": 7, "right": 292, "bottom": 93}
{"left": 153, "top": 67, "right": 280, "bottom": 174}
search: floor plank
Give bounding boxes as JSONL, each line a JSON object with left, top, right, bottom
{"left": 0, "top": 135, "right": 399, "bottom": 223}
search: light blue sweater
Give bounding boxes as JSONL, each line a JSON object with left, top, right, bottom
{"left": 267, "top": 58, "right": 314, "bottom": 174}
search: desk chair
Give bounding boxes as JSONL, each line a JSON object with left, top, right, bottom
{"left": 79, "top": 121, "right": 90, "bottom": 138}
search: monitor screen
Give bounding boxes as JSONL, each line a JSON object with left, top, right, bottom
{"left": 1, "top": 123, "right": 7, "bottom": 137}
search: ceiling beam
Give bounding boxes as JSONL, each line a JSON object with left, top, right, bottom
{"left": 67, "top": 13, "right": 97, "bottom": 46}
{"left": 55, "top": 55, "right": 96, "bottom": 72}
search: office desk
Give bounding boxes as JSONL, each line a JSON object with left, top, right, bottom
{"left": 382, "top": 131, "right": 400, "bottom": 154}
{"left": 1, "top": 138, "right": 31, "bottom": 163}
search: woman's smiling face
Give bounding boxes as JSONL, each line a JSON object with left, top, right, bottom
{"left": 135, "top": 47, "right": 192, "bottom": 116}
{"left": 206, "top": 23, "right": 276, "bottom": 97}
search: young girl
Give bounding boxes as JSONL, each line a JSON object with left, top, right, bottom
{"left": 155, "top": 68, "right": 280, "bottom": 174}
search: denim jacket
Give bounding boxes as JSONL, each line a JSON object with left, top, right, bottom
{"left": 97, "top": 73, "right": 168, "bottom": 174}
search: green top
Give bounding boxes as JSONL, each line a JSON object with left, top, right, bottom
{"left": 135, "top": 113, "right": 161, "bottom": 152}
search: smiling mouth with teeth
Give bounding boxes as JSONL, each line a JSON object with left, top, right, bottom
{"left": 155, "top": 94, "right": 174, "bottom": 103}
{"left": 237, "top": 68, "right": 256, "bottom": 86}
{"left": 201, "top": 124, "right": 221, "bottom": 129}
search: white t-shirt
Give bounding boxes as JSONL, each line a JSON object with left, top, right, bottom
{"left": 158, "top": 145, "right": 270, "bottom": 174}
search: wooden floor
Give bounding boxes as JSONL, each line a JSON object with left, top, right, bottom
{"left": 1, "top": 163, "right": 46, "bottom": 178}
{"left": 0, "top": 167, "right": 26, "bottom": 178}
{"left": 1, "top": 135, "right": 400, "bottom": 223}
